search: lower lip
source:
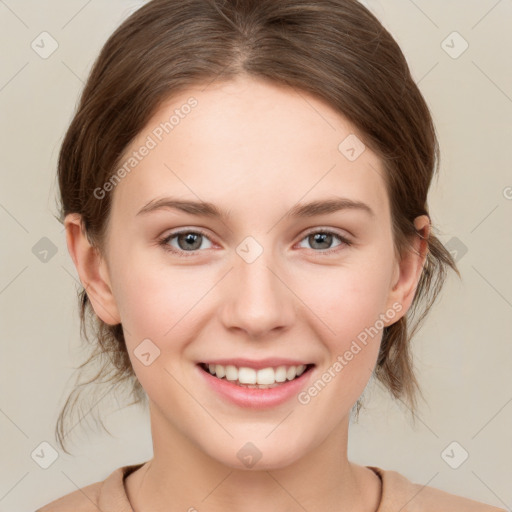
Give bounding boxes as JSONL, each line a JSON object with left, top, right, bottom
{"left": 196, "top": 364, "right": 315, "bottom": 409}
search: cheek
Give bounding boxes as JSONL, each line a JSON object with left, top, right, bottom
{"left": 109, "top": 261, "right": 199, "bottom": 397}
{"left": 109, "top": 251, "right": 214, "bottom": 352}
{"left": 110, "top": 246, "right": 178, "bottom": 324}
{"left": 293, "top": 264, "right": 392, "bottom": 417}
{"left": 305, "top": 259, "right": 392, "bottom": 333}
{"left": 296, "top": 256, "right": 393, "bottom": 390}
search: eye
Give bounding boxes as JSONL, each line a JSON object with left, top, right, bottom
{"left": 296, "top": 229, "right": 352, "bottom": 255}
{"left": 157, "top": 227, "right": 352, "bottom": 257}
{"left": 158, "top": 229, "right": 213, "bottom": 256}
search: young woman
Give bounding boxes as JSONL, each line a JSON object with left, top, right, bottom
{"left": 36, "top": 0, "right": 505, "bottom": 510}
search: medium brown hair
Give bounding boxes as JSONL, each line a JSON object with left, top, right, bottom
{"left": 54, "top": 0, "right": 460, "bottom": 454}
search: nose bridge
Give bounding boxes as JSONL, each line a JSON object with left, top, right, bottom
{"left": 221, "top": 236, "right": 295, "bottom": 337}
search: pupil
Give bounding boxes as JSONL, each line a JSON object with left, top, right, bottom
{"left": 312, "top": 233, "right": 331, "bottom": 249}
{"left": 180, "top": 233, "right": 201, "bottom": 250}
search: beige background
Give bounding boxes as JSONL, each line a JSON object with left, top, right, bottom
{"left": 0, "top": 1, "right": 511, "bottom": 510}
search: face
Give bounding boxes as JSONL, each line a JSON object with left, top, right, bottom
{"left": 69, "top": 75, "right": 426, "bottom": 470}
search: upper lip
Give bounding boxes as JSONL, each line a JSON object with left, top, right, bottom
{"left": 199, "top": 358, "right": 314, "bottom": 370}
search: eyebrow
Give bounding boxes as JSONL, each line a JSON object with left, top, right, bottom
{"left": 136, "top": 196, "right": 375, "bottom": 220}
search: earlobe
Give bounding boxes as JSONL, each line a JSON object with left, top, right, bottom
{"left": 385, "top": 215, "right": 430, "bottom": 324}
{"left": 64, "top": 213, "right": 121, "bottom": 326}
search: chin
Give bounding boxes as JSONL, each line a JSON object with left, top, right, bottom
{"left": 204, "top": 438, "right": 308, "bottom": 471}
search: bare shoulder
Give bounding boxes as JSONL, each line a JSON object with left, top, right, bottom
{"left": 35, "top": 481, "right": 102, "bottom": 512}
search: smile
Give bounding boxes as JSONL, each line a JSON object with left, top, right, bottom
{"left": 199, "top": 362, "right": 314, "bottom": 389}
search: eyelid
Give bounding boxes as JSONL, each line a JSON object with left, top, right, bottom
{"left": 157, "top": 227, "right": 216, "bottom": 256}
{"left": 295, "top": 227, "right": 353, "bottom": 254}
{"left": 158, "top": 226, "right": 353, "bottom": 256}
{"left": 301, "top": 226, "right": 352, "bottom": 240}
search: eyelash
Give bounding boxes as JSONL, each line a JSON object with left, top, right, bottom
{"left": 157, "top": 228, "right": 352, "bottom": 257}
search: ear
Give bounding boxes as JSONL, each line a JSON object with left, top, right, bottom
{"left": 64, "top": 213, "right": 121, "bottom": 325}
{"left": 384, "top": 215, "right": 430, "bottom": 325}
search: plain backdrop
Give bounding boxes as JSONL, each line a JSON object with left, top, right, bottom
{"left": 0, "top": 1, "right": 511, "bottom": 511}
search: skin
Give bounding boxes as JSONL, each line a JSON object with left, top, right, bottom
{"left": 65, "top": 75, "right": 429, "bottom": 512}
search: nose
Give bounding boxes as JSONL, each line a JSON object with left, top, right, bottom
{"left": 219, "top": 249, "right": 296, "bottom": 339}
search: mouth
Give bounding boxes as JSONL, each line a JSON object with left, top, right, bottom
{"left": 198, "top": 362, "right": 315, "bottom": 389}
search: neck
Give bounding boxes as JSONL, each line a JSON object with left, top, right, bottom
{"left": 125, "top": 402, "right": 381, "bottom": 512}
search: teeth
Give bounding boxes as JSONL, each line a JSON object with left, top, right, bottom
{"left": 204, "top": 363, "right": 309, "bottom": 385}
{"left": 215, "top": 364, "right": 225, "bottom": 378}
{"left": 256, "top": 367, "right": 275, "bottom": 385}
{"left": 238, "top": 367, "right": 257, "bottom": 384}
{"left": 274, "top": 366, "right": 287, "bottom": 382}
{"left": 225, "top": 365, "right": 238, "bottom": 381}
{"left": 286, "top": 366, "right": 297, "bottom": 380}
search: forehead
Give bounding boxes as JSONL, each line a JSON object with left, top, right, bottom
{"left": 110, "top": 76, "right": 389, "bottom": 221}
